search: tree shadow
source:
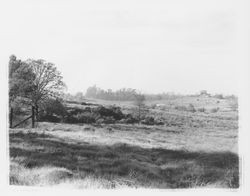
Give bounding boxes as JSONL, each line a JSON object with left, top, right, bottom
{"left": 9, "top": 131, "right": 239, "bottom": 188}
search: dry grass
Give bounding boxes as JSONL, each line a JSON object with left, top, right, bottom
{"left": 9, "top": 95, "right": 239, "bottom": 189}
{"left": 10, "top": 159, "right": 136, "bottom": 189}
{"left": 9, "top": 123, "right": 239, "bottom": 189}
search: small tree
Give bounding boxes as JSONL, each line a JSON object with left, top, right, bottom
{"left": 9, "top": 55, "right": 36, "bottom": 127}
{"left": 134, "top": 93, "right": 146, "bottom": 123}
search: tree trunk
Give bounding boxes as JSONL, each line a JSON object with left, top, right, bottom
{"left": 32, "top": 106, "right": 35, "bottom": 128}
{"left": 9, "top": 107, "right": 13, "bottom": 128}
{"left": 35, "top": 104, "right": 39, "bottom": 122}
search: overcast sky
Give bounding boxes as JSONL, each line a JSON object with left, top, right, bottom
{"left": 1, "top": 0, "right": 248, "bottom": 95}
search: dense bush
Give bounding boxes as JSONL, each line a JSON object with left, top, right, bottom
{"left": 92, "top": 106, "right": 125, "bottom": 120}
{"left": 63, "top": 105, "right": 128, "bottom": 124}
{"left": 38, "top": 98, "right": 67, "bottom": 122}
{"left": 41, "top": 99, "right": 67, "bottom": 116}
{"left": 39, "top": 101, "right": 164, "bottom": 125}
{"left": 65, "top": 108, "right": 99, "bottom": 124}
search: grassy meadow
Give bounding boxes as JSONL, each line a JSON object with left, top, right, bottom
{"left": 9, "top": 95, "right": 239, "bottom": 189}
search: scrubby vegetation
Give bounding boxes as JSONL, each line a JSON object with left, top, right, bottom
{"left": 9, "top": 93, "right": 239, "bottom": 189}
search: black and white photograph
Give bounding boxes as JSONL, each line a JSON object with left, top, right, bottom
{"left": 0, "top": 0, "right": 250, "bottom": 194}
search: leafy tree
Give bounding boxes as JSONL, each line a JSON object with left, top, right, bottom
{"left": 9, "top": 55, "right": 36, "bottom": 104}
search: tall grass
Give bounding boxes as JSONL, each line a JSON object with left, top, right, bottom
{"left": 9, "top": 129, "right": 239, "bottom": 189}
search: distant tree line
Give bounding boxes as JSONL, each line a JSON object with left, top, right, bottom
{"left": 62, "top": 84, "right": 238, "bottom": 103}
{"left": 85, "top": 85, "right": 138, "bottom": 101}
{"left": 85, "top": 86, "right": 189, "bottom": 101}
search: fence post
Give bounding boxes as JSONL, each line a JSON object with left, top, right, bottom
{"left": 10, "top": 107, "right": 13, "bottom": 128}
{"left": 32, "top": 106, "right": 35, "bottom": 128}
{"left": 35, "top": 105, "right": 39, "bottom": 122}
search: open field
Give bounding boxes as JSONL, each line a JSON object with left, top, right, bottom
{"left": 9, "top": 96, "right": 239, "bottom": 189}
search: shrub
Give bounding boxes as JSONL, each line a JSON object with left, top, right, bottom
{"left": 39, "top": 98, "right": 67, "bottom": 122}
{"left": 93, "top": 106, "right": 124, "bottom": 120}
{"left": 64, "top": 110, "right": 98, "bottom": 124}
{"left": 197, "top": 107, "right": 206, "bottom": 112}
{"left": 210, "top": 107, "right": 220, "bottom": 113}
{"left": 74, "top": 112, "right": 96, "bottom": 123}
{"left": 40, "top": 99, "right": 67, "bottom": 116}
{"left": 118, "top": 114, "right": 138, "bottom": 124}
{"left": 64, "top": 105, "right": 126, "bottom": 124}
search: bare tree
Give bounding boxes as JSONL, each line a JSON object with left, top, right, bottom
{"left": 26, "top": 59, "right": 66, "bottom": 121}
{"left": 134, "top": 93, "right": 146, "bottom": 123}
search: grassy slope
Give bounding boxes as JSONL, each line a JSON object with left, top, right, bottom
{"left": 9, "top": 96, "right": 239, "bottom": 189}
